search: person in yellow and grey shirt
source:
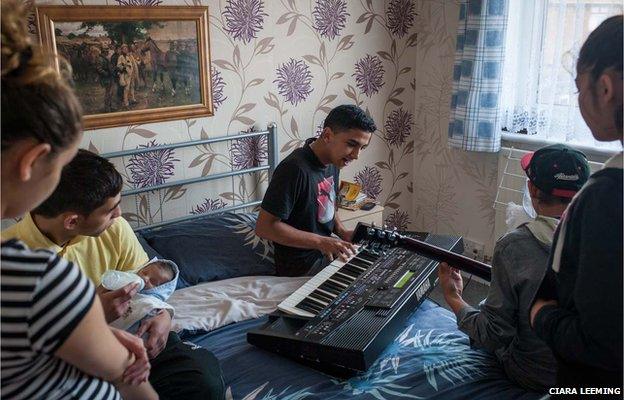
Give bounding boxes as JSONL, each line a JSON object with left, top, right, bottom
{"left": 2, "top": 149, "right": 225, "bottom": 400}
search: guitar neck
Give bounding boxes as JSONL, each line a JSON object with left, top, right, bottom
{"left": 399, "top": 235, "right": 492, "bottom": 281}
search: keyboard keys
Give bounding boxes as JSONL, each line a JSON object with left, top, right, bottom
{"left": 319, "top": 282, "right": 341, "bottom": 295}
{"left": 279, "top": 245, "right": 373, "bottom": 317}
{"left": 297, "top": 301, "right": 321, "bottom": 314}
{"left": 358, "top": 251, "right": 378, "bottom": 262}
{"left": 311, "top": 290, "right": 333, "bottom": 303}
{"left": 350, "top": 258, "right": 372, "bottom": 269}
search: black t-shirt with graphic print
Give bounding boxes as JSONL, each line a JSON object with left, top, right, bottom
{"left": 261, "top": 138, "right": 339, "bottom": 276}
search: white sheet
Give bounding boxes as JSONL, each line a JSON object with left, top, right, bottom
{"left": 168, "top": 275, "right": 308, "bottom": 332}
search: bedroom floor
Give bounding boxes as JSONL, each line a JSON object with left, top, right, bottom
{"left": 428, "top": 279, "right": 489, "bottom": 312}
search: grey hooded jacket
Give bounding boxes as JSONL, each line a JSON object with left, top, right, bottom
{"left": 457, "top": 216, "right": 557, "bottom": 391}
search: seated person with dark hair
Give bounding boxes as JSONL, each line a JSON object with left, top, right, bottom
{"left": 2, "top": 149, "right": 225, "bottom": 400}
{"left": 255, "top": 104, "right": 377, "bottom": 276}
{"left": 438, "top": 144, "right": 590, "bottom": 391}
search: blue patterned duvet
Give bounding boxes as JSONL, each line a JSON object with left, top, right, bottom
{"left": 182, "top": 300, "right": 543, "bottom": 400}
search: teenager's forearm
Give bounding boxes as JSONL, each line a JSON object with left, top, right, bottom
{"left": 333, "top": 214, "right": 350, "bottom": 241}
{"left": 445, "top": 293, "right": 470, "bottom": 316}
{"left": 258, "top": 219, "right": 324, "bottom": 250}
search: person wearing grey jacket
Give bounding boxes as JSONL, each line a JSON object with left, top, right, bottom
{"left": 438, "top": 144, "right": 590, "bottom": 392}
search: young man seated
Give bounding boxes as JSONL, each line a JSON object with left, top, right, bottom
{"left": 2, "top": 149, "right": 225, "bottom": 400}
{"left": 438, "top": 144, "right": 590, "bottom": 391}
{"left": 255, "top": 104, "right": 376, "bottom": 276}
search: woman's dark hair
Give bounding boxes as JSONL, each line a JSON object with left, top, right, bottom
{"left": 577, "top": 15, "right": 623, "bottom": 132}
{"left": 32, "top": 149, "right": 123, "bottom": 218}
{"left": 1, "top": 0, "right": 83, "bottom": 153}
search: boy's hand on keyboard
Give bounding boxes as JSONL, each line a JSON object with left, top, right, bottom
{"left": 317, "top": 236, "right": 357, "bottom": 261}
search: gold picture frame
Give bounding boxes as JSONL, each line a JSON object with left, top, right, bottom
{"left": 36, "top": 6, "right": 213, "bottom": 130}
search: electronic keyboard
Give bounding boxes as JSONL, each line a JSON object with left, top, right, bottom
{"left": 247, "top": 223, "right": 490, "bottom": 376}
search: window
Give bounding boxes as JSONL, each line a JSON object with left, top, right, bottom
{"left": 501, "top": 0, "right": 622, "bottom": 151}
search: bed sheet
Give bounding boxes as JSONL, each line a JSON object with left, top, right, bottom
{"left": 181, "top": 300, "right": 544, "bottom": 400}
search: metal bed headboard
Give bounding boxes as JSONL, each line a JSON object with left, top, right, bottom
{"left": 102, "top": 123, "right": 278, "bottom": 232}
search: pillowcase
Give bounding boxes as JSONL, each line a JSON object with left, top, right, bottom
{"left": 136, "top": 232, "right": 162, "bottom": 260}
{"left": 140, "top": 212, "right": 275, "bottom": 288}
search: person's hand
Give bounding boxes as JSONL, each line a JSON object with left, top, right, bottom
{"left": 97, "top": 282, "right": 140, "bottom": 323}
{"left": 530, "top": 298, "right": 558, "bottom": 327}
{"left": 136, "top": 309, "right": 171, "bottom": 359}
{"left": 438, "top": 262, "right": 463, "bottom": 300}
{"left": 110, "top": 327, "right": 151, "bottom": 385}
{"left": 316, "top": 236, "right": 357, "bottom": 262}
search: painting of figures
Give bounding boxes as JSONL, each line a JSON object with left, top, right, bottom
{"left": 37, "top": 6, "right": 213, "bottom": 129}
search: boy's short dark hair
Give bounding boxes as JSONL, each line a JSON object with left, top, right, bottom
{"left": 32, "top": 149, "right": 123, "bottom": 218}
{"left": 323, "top": 104, "right": 377, "bottom": 134}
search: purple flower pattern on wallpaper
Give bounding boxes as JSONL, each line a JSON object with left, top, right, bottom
{"left": 312, "top": 0, "right": 349, "bottom": 41}
{"left": 384, "top": 108, "right": 413, "bottom": 147}
{"left": 127, "top": 140, "right": 180, "bottom": 189}
{"left": 385, "top": 210, "right": 411, "bottom": 230}
{"left": 386, "top": 0, "right": 415, "bottom": 38}
{"left": 354, "top": 166, "right": 383, "bottom": 200}
{"left": 223, "top": 0, "right": 267, "bottom": 44}
{"left": 230, "top": 134, "right": 268, "bottom": 170}
{"left": 190, "top": 198, "right": 228, "bottom": 215}
{"left": 274, "top": 58, "right": 313, "bottom": 105}
{"left": 353, "top": 55, "right": 384, "bottom": 97}
{"left": 115, "top": 0, "right": 162, "bottom": 5}
{"left": 211, "top": 66, "right": 227, "bottom": 111}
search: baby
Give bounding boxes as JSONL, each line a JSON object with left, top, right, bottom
{"left": 137, "top": 261, "right": 174, "bottom": 290}
{"left": 101, "top": 258, "right": 179, "bottom": 333}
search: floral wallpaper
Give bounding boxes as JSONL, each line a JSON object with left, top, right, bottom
{"left": 411, "top": 1, "right": 498, "bottom": 256}
{"left": 22, "top": 0, "right": 499, "bottom": 256}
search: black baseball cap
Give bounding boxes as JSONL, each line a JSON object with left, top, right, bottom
{"left": 520, "top": 144, "right": 590, "bottom": 198}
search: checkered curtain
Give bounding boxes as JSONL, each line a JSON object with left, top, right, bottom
{"left": 448, "top": 0, "right": 509, "bottom": 152}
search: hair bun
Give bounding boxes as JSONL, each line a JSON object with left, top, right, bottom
{"left": 1, "top": 0, "right": 58, "bottom": 85}
{"left": 1, "top": 0, "right": 33, "bottom": 78}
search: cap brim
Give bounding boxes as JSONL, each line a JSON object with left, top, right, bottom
{"left": 520, "top": 152, "right": 534, "bottom": 171}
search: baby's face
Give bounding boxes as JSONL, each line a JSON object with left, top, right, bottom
{"left": 137, "top": 262, "right": 173, "bottom": 289}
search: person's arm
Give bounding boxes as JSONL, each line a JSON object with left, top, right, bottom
{"left": 97, "top": 282, "right": 140, "bottom": 323}
{"left": 333, "top": 213, "right": 353, "bottom": 242}
{"left": 532, "top": 183, "right": 623, "bottom": 370}
{"left": 256, "top": 162, "right": 355, "bottom": 260}
{"left": 135, "top": 309, "right": 172, "bottom": 359}
{"left": 447, "top": 242, "right": 518, "bottom": 352}
{"left": 256, "top": 209, "right": 355, "bottom": 261}
{"left": 55, "top": 297, "right": 157, "bottom": 400}
{"left": 26, "top": 252, "right": 156, "bottom": 399}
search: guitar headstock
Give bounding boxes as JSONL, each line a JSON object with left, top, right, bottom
{"left": 352, "top": 222, "right": 400, "bottom": 245}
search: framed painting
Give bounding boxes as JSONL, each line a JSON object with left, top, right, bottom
{"left": 36, "top": 6, "right": 213, "bottom": 130}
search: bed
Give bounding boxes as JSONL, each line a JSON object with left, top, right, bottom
{"left": 104, "top": 129, "right": 544, "bottom": 399}
{"left": 133, "top": 212, "right": 543, "bottom": 400}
